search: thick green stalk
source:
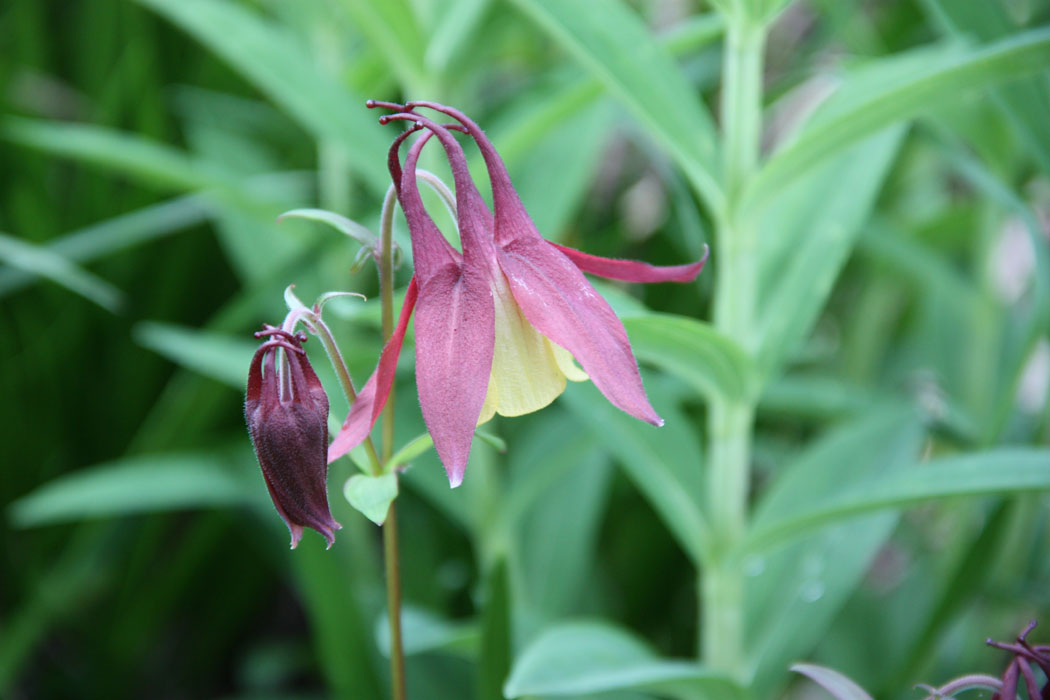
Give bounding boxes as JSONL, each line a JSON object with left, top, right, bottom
{"left": 703, "top": 12, "right": 766, "bottom": 679}
{"left": 378, "top": 187, "right": 406, "bottom": 700}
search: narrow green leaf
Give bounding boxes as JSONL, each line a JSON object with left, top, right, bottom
{"left": 747, "top": 448, "right": 1050, "bottom": 552}
{"left": 858, "top": 219, "right": 985, "bottom": 314}
{"left": 342, "top": 0, "right": 426, "bottom": 92}
{"left": 561, "top": 380, "right": 710, "bottom": 565}
{"left": 759, "top": 374, "right": 892, "bottom": 421}
{"left": 5, "top": 117, "right": 214, "bottom": 190}
{"left": 375, "top": 606, "right": 479, "bottom": 658}
{"left": 504, "top": 622, "right": 744, "bottom": 699}
{"left": 425, "top": 0, "right": 491, "bottom": 75}
{"left": 745, "top": 26, "right": 1050, "bottom": 210}
{"left": 8, "top": 454, "right": 256, "bottom": 527}
{"left": 921, "top": 0, "right": 1050, "bottom": 177}
{"left": 3, "top": 119, "right": 276, "bottom": 217}
{"left": 0, "top": 232, "right": 122, "bottom": 311}
{"left": 746, "top": 408, "right": 924, "bottom": 696}
{"left": 625, "top": 314, "right": 758, "bottom": 404}
{"left": 755, "top": 126, "right": 905, "bottom": 376}
{"left": 791, "top": 664, "right": 874, "bottom": 700}
{"left": 137, "top": 0, "right": 388, "bottom": 193}
{"left": 509, "top": 410, "right": 611, "bottom": 615}
{"left": 385, "top": 433, "right": 435, "bottom": 472}
{"left": 343, "top": 473, "right": 398, "bottom": 526}
{"left": 509, "top": 0, "right": 724, "bottom": 210}
{"left": 292, "top": 535, "right": 385, "bottom": 699}
{"left": 277, "top": 208, "right": 378, "bottom": 249}
{"left": 0, "top": 196, "right": 207, "bottom": 297}
{"left": 474, "top": 430, "right": 506, "bottom": 454}
{"left": 133, "top": 321, "right": 256, "bottom": 388}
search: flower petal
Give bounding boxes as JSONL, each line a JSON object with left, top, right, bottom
{"left": 497, "top": 237, "right": 662, "bottom": 426}
{"left": 395, "top": 129, "right": 459, "bottom": 281}
{"left": 384, "top": 114, "right": 497, "bottom": 268}
{"left": 403, "top": 101, "right": 519, "bottom": 248}
{"left": 327, "top": 277, "right": 419, "bottom": 464}
{"left": 413, "top": 263, "right": 495, "bottom": 487}
{"left": 550, "top": 242, "right": 709, "bottom": 283}
{"left": 485, "top": 273, "right": 570, "bottom": 417}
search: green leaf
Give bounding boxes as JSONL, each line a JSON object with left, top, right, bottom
{"left": 3, "top": 119, "right": 277, "bottom": 218}
{"left": 746, "top": 448, "right": 1050, "bottom": 551}
{"left": 133, "top": 322, "right": 256, "bottom": 389}
{"left": 504, "top": 622, "right": 744, "bottom": 699}
{"left": 137, "top": 0, "right": 388, "bottom": 193}
{"left": 375, "top": 606, "right": 479, "bottom": 658}
{"left": 4, "top": 117, "right": 218, "bottom": 191}
{"left": 754, "top": 126, "right": 906, "bottom": 377}
{"left": 758, "top": 374, "right": 892, "bottom": 421}
{"left": 625, "top": 314, "right": 758, "bottom": 404}
{"left": 0, "top": 232, "right": 122, "bottom": 312}
{"left": 745, "top": 26, "right": 1050, "bottom": 210}
{"left": 291, "top": 533, "right": 385, "bottom": 699}
{"left": 509, "top": 0, "right": 724, "bottom": 210}
{"left": 8, "top": 454, "right": 256, "bottom": 527}
{"left": 921, "top": 0, "right": 1050, "bottom": 177}
{"left": 561, "top": 379, "right": 710, "bottom": 565}
{"left": 277, "top": 208, "right": 379, "bottom": 250}
{"left": 343, "top": 473, "right": 398, "bottom": 526}
{"left": 425, "top": 0, "right": 491, "bottom": 75}
{"left": 508, "top": 410, "right": 611, "bottom": 615}
{"left": 745, "top": 408, "right": 924, "bottom": 696}
{"left": 0, "top": 195, "right": 207, "bottom": 298}
{"left": 791, "top": 664, "right": 874, "bottom": 700}
{"left": 341, "top": 0, "right": 426, "bottom": 93}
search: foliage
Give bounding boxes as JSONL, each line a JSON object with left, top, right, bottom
{"left": 2, "top": 0, "right": 1049, "bottom": 698}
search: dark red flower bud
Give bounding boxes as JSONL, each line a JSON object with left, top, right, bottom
{"left": 245, "top": 326, "right": 341, "bottom": 548}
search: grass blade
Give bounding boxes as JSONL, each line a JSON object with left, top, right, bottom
{"left": 0, "top": 232, "right": 122, "bottom": 311}
{"left": 8, "top": 453, "right": 257, "bottom": 528}
{"left": 510, "top": 0, "right": 724, "bottom": 210}
{"left": 745, "top": 26, "right": 1050, "bottom": 210}
{"left": 747, "top": 448, "right": 1050, "bottom": 552}
{"left": 504, "top": 621, "right": 743, "bottom": 699}
{"left": 137, "top": 0, "right": 388, "bottom": 193}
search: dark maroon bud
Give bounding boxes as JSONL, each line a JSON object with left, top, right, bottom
{"left": 245, "top": 325, "right": 341, "bottom": 549}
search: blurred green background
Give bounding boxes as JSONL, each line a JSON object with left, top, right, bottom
{"left": 2, "top": 0, "right": 1049, "bottom": 698}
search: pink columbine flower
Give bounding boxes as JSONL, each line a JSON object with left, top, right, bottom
{"left": 246, "top": 326, "right": 341, "bottom": 548}
{"left": 328, "top": 101, "right": 708, "bottom": 487}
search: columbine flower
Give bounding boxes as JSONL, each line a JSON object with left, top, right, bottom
{"left": 246, "top": 326, "right": 341, "bottom": 548}
{"left": 985, "top": 620, "right": 1050, "bottom": 700}
{"left": 329, "top": 101, "right": 708, "bottom": 487}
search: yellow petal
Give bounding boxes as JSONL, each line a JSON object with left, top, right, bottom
{"left": 549, "top": 340, "right": 588, "bottom": 382}
{"left": 475, "top": 274, "right": 590, "bottom": 425}
{"left": 487, "top": 275, "right": 566, "bottom": 417}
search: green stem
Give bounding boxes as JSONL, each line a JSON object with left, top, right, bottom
{"left": 383, "top": 504, "right": 406, "bottom": 700}
{"left": 378, "top": 185, "right": 406, "bottom": 700}
{"left": 702, "top": 399, "right": 752, "bottom": 674}
{"left": 308, "top": 317, "right": 383, "bottom": 473}
{"left": 702, "top": 10, "right": 766, "bottom": 679}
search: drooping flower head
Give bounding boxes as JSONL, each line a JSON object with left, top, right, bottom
{"left": 329, "top": 101, "right": 708, "bottom": 487}
{"left": 246, "top": 326, "right": 341, "bottom": 548}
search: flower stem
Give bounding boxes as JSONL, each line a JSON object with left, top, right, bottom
{"left": 383, "top": 504, "right": 406, "bottom": 700}
{"left": 703, "top": 9, "right": 766, "bottom": 679}
{"left": 378, "top": 185, "right": 407, "bottom": 700}
{"left": 306, "top": 316, "right": 383, "bottom": 472}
